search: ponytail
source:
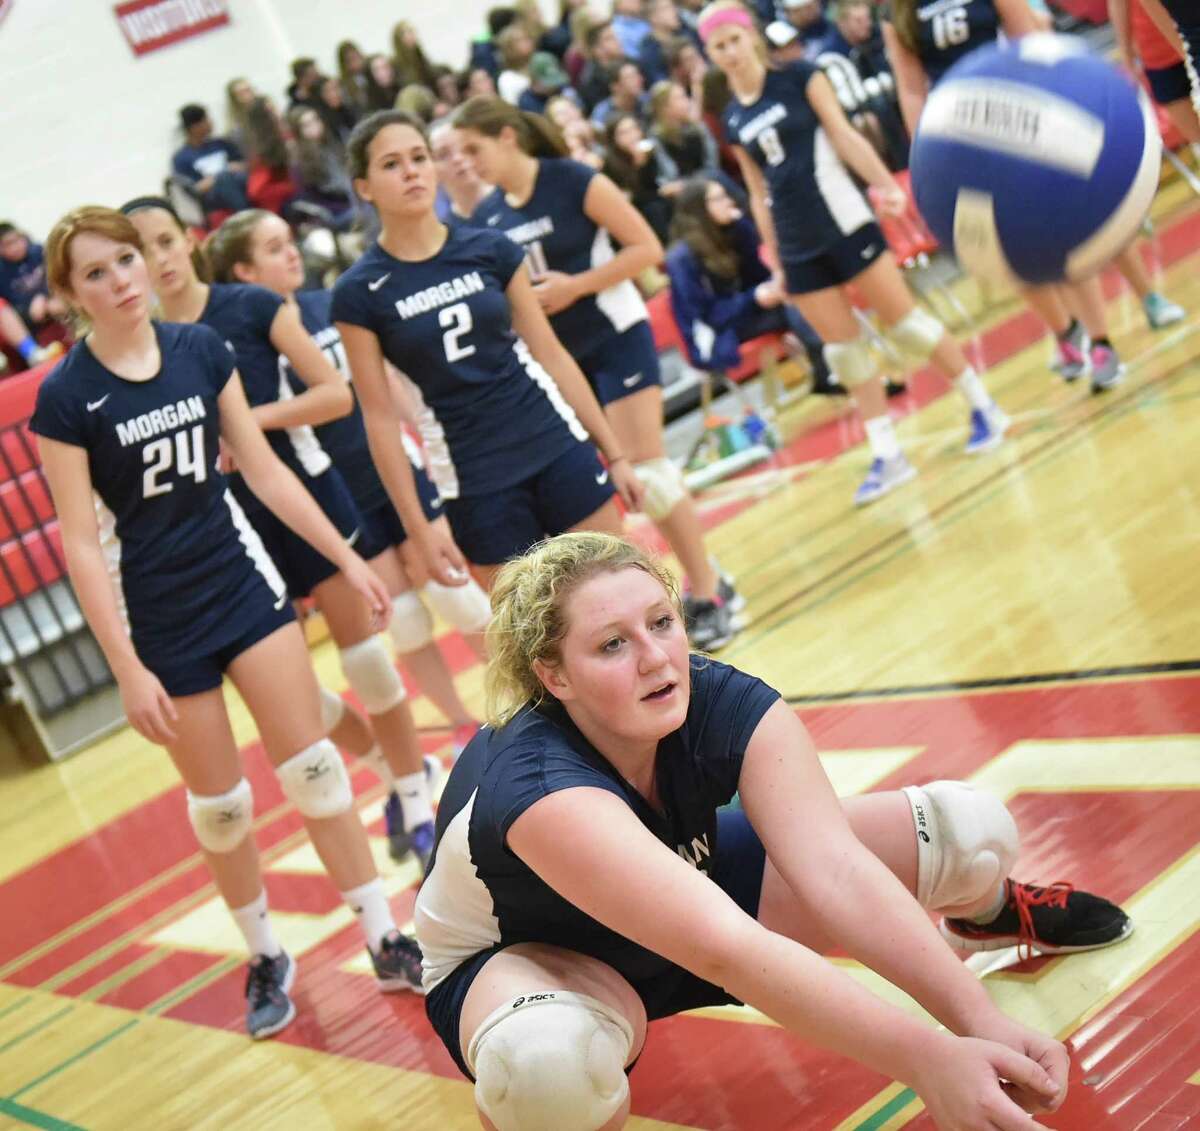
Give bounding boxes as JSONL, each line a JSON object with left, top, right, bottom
{"left": 453, "top": 95, "right": 567, "bottom": 159}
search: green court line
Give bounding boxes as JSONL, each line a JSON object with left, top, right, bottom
{"left": 850, "top": 1087, "right": 919, "bottom": 1130}
{"left": 0, "top": 1006, "right": 75, "bottom": 1056}
{"left": 0, "top": 994, "right": 34, "bottom": 1022}
{"left": 8, "top": 1018, "right": 138, "bottom": 1101}
{"left": 0, "top": 1098, "right": 86, "bottom": 1131}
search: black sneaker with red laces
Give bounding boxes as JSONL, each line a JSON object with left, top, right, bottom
{"left": 940, "top": 880, "right": 1133, "bottom": 959}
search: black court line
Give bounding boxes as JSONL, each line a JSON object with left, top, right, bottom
{"left": 728, "top": 347, "right": 1200, "bottom": 655}
{"left": 782, "top": 659, "right": 1200, "bottom": 704}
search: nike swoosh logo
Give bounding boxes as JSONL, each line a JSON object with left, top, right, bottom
{"left": 486, "top": 214, "right": 501, "bottom": 226}
{"left": 347, "top": 527, "right": 360, "bottom": 547}
{"left": 860, "top": 245, "right": 878, "bottom": 259}
{"left": 595, "top": 471, "right": 609, "bottom": 485}
{"left": 368, "top": 273, "right": 391, "bottom": 291}
{"left": 622, "top": 374, "right": 642, "bottom": 388}
{"left": 86, "top": 395, "right": 110, "bottom": 412}
{"left": 273, "top": 592, "right": 288, "bottom": 610}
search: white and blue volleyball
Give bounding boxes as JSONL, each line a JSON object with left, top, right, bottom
{"left": 910, "top": 35, "right": 1161, "bottom": 285}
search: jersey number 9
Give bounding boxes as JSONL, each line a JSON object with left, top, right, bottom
{"left": 932, "top": 7, "right": 970, "bottom": 49}
{"left": 440, "top": 302, "right": 476, "bottom": 363}
{"left": 758, "top": 126, "right": 786, "bottom": 168}
{"left": 143, "top": 425, "right": 207, "bottom": 498}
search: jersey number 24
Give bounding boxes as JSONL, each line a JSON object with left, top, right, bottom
{"left": 142, "top": 425, "right": 207, "bottom": 498}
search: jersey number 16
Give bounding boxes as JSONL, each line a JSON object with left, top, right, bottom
{"left": 143, "top": 425, "right": 207, "bottom": 498}
{"left": 932, "top": 7, "right": 970, "bottom": 48}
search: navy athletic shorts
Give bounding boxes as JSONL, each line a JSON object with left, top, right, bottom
{"left": 781, "top": 222, "right": 887, "bottom": 296}
{"left": 425, "top": 806, "right": 767, "bottom": 1080}
{"left": 357, "top": 465, "right": 444, "bottom": 552}
{"left": 1146, "top": 60, "right": 1192, "bottom": 105}
{"left": 575, "top": 320, "right": 663, "bottom": 406}
{"left": 248, "top": 467, "right": 381, "bottom": 599}
{"left": 442, "top": 441, "right": 616, "bottom": 567}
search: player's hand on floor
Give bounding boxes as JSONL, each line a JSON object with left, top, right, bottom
{"left": 913, "top": 1034, "right": 1059, "bottom": 1130}
{"left": 120, "top": 665, "right": 178, "bottom": 746}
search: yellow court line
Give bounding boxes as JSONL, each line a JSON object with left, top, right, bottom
{"left": 78, "top": 947, "right": 174, "bottom": 1003}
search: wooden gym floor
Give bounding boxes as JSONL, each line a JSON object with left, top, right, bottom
{"left": 2, "top": 175, "right": 1199, "bottom": 1130}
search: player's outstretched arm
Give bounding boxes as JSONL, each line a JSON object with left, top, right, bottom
{"left": 252, "top": 302, "right": 352, "bottom": 432}
{"left": 218, "top": 370, "right": 390, "bottom": 626}
{"left": 507, "top": 265, "right": 645, "bottom": 512}
{"left": 337, "top": 321, "right": 468, "bottom": 587}
{"left": 507, "top": 786, "right": 1057, "bottom": 1130}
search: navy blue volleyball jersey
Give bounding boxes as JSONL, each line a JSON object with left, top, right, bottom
{"left": 466, "top": 159, "right": 647, "bottom": 357}
{"left": 285, "top": 288, "right": 389, "bottom": 512}
{"left": 414, "top": 657, "right": 781, "bottom": 992}
{"left": 331, "top": 226, "right": 589, "bottom": 498}
{"left": 723, "top": 61, "right": 875, "bottom": 258}
{"left": 910, "top": 0, "right": 999, "bottom": 84}
{"left": 200, "top": 283, "right": 332, "bottom": 509}
{"left": 30, "top": 323, "right": 286, "bottom": 656}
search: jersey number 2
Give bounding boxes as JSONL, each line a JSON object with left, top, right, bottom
{"left": 932, "top": 7, "right": 970, "bottom": 48}
{"left": 440, "top": 303, "right": 476, "bottom": 363}
{"left": 143, "top": 425, "right": 207, "bottom": 498}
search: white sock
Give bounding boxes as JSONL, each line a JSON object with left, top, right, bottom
{"left": 341, "top": 878, "right": 396, "bottom": 953}
{"left": 230, "top": 890, "right": 283, "bottom": 959}
{"left": 394, "top": 770, "right": 434, "bottom": 828}
{"left": 864, "top": 414, "right": 901, "bottom": 461}
{"left": 364, "top": 745, "right": 396, "bottom": 789}
{"left": 955, "top": 367, "right": 993, "bottom": 411}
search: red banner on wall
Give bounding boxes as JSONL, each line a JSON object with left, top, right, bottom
{"left": 114, "top": 0, "right": 229, "bottom": 56}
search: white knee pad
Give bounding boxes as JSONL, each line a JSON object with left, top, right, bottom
{"left": 424, "top": 579, "right": 492, "bottom": 633}
{"left": 389, "top": 590, "right": 435, "bottom": 653}
{"left": 903, "top": 780, "right": 1020, "bottom": 911}
{"left": 824, "top": 336, "right": 878, "bottom": 389}
{"left": 633, "top": 457, "right": 688, "bottom": 521}
{"left": 467, "top": 991, "right": 634, "bottom": 1131}
{"left": 187, "top": 778, "right": 254, "bottom": 854}
{"left": 339, "top": 636, "right": 407, "bottom": 715}
{"left": 277, "top": 739, "right": 353, "bottom": 819}
{"left": 888, "top": 307, "right": 944, "bottom": 364}
{"left": 319, "top": 686, "right": 346, "bottom": 732}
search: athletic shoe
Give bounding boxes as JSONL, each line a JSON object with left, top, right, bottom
{"left": 964, "top": 405, "right": 1010, "bottom": 455}
{"left": 940, "top": 880, "right": 1133, "bottom": 960}
{"left": 1143, "top": 292, "right": 1185, "bottom": 329}
{"left": 811, "top": 373, "right": 849, "bottom": 397}
{"left": 884, "top": 379, "right": 909, "bottom": 399}
{"left": 410, "top": 819, "right": 436, "bottom": 876}
{"left": 854, "top": 454, "right": 917, "bottom": 507}
{"left": 683, "top": 596, "right": 736, "bottom": 651}
{"left": 1052, "top": 324, "right": 1089, "bottom": 383}
{"left": 1090, "top": 344, "right": 1125, "bottom": 393}
{"left": 371, "top": 930, "right": 425, "bottom": 994}
{"left": 383, "top": 791, "right": 410, "bottom": 863}
{"left": 717, "top": 572, "right": 746, "bottom": 616}
{"left": 245, "top": 950, "right": 296, "bottom": 1039}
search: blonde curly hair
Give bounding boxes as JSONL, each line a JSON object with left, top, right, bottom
{"left": 484, "top": 532, "right": 681, "bottom": 728}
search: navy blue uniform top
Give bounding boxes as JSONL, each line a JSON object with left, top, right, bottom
{"left": 330, "top": 226, "right": 589, "bottom": 499}
{"left": 467, "top": 159, "right": 648, "bottom": 360}
{"left": 906, "top": 0, "right": 999, "bottom": 85}
{"left": 199, "top": 282, "right": 332, "bottom": 510}
{"left": 722, "top": 61, "right": 874, "bottom": 259}
{"left": 413, "top": 657, "right": 781, "bottom": 993}
{"left": 29, "top": 323, "right": 280, "bottom": 652}
{"left": 286, "top": 288, "right": 388, "bottom": 512}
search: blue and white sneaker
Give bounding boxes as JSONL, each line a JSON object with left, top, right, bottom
{"left": 854, "top": 454, "right": 917, "bottom": 507}
{"left": 245, "top": 950, "right": 296, "bottom": 1040}
{"left": 1143, "top": 292, "right": 1185, "bottom": 329}
{"left": 964, "top": 405, "right": 1010, "bottom": 454}
{"left": 1090, "top": 344, "right": 1125, "bottom": 393}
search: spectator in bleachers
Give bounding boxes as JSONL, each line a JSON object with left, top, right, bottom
{"left": 242, "top": 97, "right": 301, "bottom": 218}
{"left": 469, "top": 6, "right": 517, "bottom": 79}
{"left": 602, "top": 112, "right": 677, "bottom": 242}
{"left": 639, "top": 0, "right": 693, "bottom": 85}
{"left": 590, "top": 60, "right": 650, "bottom": 126}
{"left": 578, "top": 21, "right": 628, "bottom": 112}
{"left": 667, "top": 34, "right": 710, "bottom": 107}
{"left": 464, "top": 66, "right": 499, "bottom": 99}
{"left": 171, "top": 103, "right": 251, "bottom": 214}
{"left": 431, "top": 119, "right": 494, "bottom": 221}
{"left": 540, "top": 0, "right": 587, "bottom": 58}
{"left": 649, "top": 80, "right": 720, "bottom": 177}
{"left": 563, "top": 6, "right": 598, "bottom": 85}
{"left": 547, "top": 95, "right": 606, "bottom": 168}
{"left": 0, "top": 296, "right": 63, "bottom": 372}
{"left": 765, "top": 16, "right": 808, "bottom": 63}
{"left": 289, "top": 107, "right": 357, "bottom": 229}
{"left": 225, "top": 78, "right": 257, "bottom": 153}
{"left": 612, "top": 0, "right": 652, "bottom": 56}
{"left": 780, "top": 0, "right": 833, "bottom": 52}
{"left": 497, "top": 22, "right": 539, "bottom": 103}
{"left": 287, "top": 57, "right": 324, "bottom": 113}
{"left": 434, "top": 70, "right": 464, "bottom": 115}
{"left": 667, "top": 176, "right": 842, "bottom": 393}
{"left": 364, "top": 54, "right": 401, "bottom": 112}
{"left": 517, "top": 51, "right": 577, "bottom": 113}
{"left": 392, "top": 20, "right": 442, "bottom": 89}
{"left": 316, "top": 77, "right": 360, "bottom": 144}
{"left": 337, "top": 40, "right": 371, "bottom": 109}
{"left": 396, "top": 83, "right": 439, "bottom": 123}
